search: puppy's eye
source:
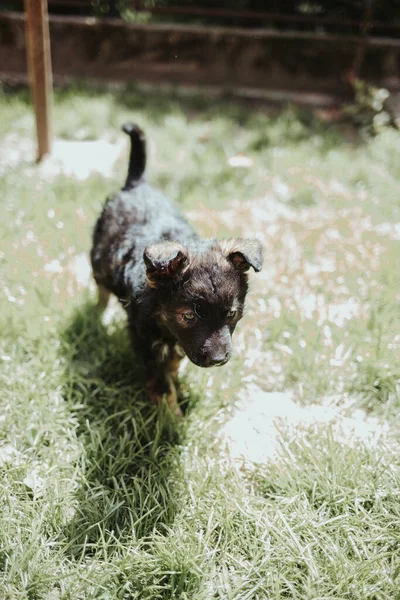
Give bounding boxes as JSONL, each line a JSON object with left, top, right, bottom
{"left": 227, "top": 310, "right": 236, "bottom": 319}
{"left": 194, "top": 303, "right": 206, "bottom": 319}
{"left": 183, "top": 310, "right": 196, "bottom": 323}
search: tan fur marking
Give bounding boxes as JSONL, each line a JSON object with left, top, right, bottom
{"left": 167, "top": 346, "right": 184, "bottom": 379}
{"left": 151, "top": 340, "right": 170, "bottom": 362}
{"left": 146, "top": 276, "right": 158, "bottom": 289}
{"left": 172, "top": 306, "right": 197, "bottom": 328}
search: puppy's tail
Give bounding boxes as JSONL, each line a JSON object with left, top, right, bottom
{"left": 122, "top": 122, "right": 146, "bottom": 190}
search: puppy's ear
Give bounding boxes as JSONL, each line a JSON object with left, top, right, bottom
{"left": 218, "top": 238, "right": 263, "bottom": 273}
{"left": 144, "top": 242, "right": 189, "bottom": 288}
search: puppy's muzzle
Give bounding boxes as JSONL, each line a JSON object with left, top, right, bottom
{"left": 190, "top": 351, "right": 231, "bottom": 368}
{"left": 207, "top": 350, "right": 231, "bottom": 367}
{"left": 191, "top": 327, "right": 232, "bottom": 368}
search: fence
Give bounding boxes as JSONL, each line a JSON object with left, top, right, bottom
{"left": 1, "top": 0, "right": 400, "bottom": 102}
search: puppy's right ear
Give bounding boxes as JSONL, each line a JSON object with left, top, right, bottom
{"left": 144, "top": 242, "right": 189, "bottom": 288}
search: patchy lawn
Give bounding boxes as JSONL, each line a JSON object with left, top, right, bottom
{"left": 1, "top": 83, "right": 400, "bottom": 599}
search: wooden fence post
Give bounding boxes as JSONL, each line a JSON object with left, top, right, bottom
{"left": 24, "top": 0, "right": 53, "bottom": 161}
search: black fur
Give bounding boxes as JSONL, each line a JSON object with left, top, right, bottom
{"left": 122, "top": 123, "right": 146, "bottom": 189}
{"left": 91, "top": 124, "right": 263, "bottom": 415}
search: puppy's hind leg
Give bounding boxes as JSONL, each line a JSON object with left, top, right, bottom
{"left": 96, "top": 283, "right": 111, "bottom": 312}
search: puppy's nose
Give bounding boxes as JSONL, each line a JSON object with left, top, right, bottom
{"left": 210, "top": 351, "right": 230, "bottom": 366}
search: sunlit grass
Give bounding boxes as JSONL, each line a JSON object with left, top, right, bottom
{"left": 1, "top": 83, "right": 399, "bottom": 599}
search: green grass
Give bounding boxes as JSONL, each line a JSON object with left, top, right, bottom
{"left": 1, "top": 82, "right": 400, "bottom": 599}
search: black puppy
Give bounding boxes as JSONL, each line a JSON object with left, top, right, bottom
{"left": 91, "top": 124, "right": 263, "bottom": 415}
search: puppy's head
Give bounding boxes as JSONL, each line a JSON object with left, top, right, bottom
{"left": 144, "top": 238, "right": 263, "bottom": 368}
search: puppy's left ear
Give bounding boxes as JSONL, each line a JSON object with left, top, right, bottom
{"left": 218, "top": 238, "right": 263, "bottom": 273}
{"left": 144, "top": 241, "right": 189, "bottom": 288}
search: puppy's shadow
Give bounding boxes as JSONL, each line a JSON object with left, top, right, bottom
{"left": 61, "top": 302, "right": 183, "bottom": 557}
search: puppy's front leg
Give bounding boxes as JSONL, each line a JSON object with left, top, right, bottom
{"left": 146, "top": 372, "right": 181, "bottom": 417}
{"left": 145, "top": 351, "right": 183, "bottom": 417}
{"left": 96, "top": 283, "right": 111, "bottom": 311}
{"left": 131, "top": 332, "right": 183, "bottom": 416}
